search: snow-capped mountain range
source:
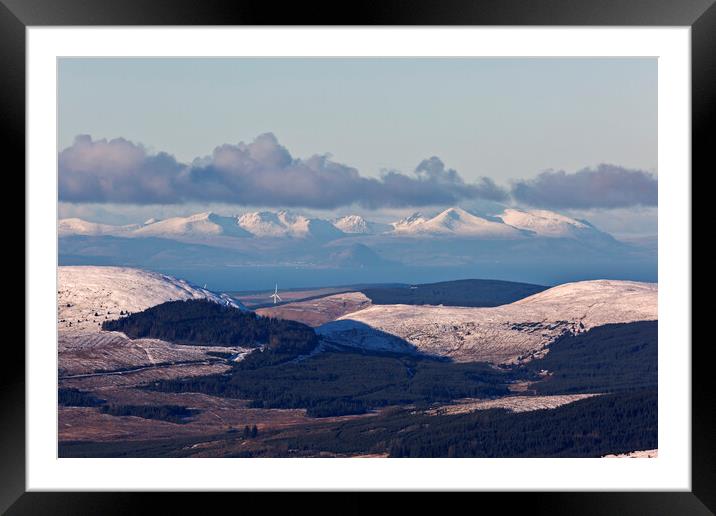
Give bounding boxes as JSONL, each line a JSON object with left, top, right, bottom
{"left": 58, "top": 206, "right": 652, "bottom": 277}
{"left": 59, "top": 206, "right": 612, "bottom": 242}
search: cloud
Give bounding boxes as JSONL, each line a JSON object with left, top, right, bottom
{"left": 59, "top": 135, "right": 186, "bottom": 204}
{"left": 510, "top": 165, "right": 657, "bottom": 209}
{"left": 59, "top": 135, "right": 656, "bottom": 211}
{"left": 59, "top": 133, "right": 508, "bottom": 209}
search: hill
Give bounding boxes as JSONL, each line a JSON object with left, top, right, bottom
{"left": 361, "top": 278, "right": 547, "bottom": 307}
{"left": 58, "top": 265, "right": 242, "bottom": 333}
{"left": 102, "top": 299, "right": 317, "bottom": 353}
{"left": 391, "top": 207, "right": 526, "bottom": 238}
{"left": 320, "top": 280, "right": 657, "bottom": 363}
{"left": 131, "top": 212, "right": 251, "bottom": 238}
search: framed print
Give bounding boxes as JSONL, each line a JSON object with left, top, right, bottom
{"left": 5, "top": 0, "right": 711, "bottom": 512}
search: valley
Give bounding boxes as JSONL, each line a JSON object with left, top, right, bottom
{"left": 57, "top": 265, "right": 658, "bottom": 458}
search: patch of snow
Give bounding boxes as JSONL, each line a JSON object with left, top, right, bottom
{"left": 426, "top": 393, "right": 599, "bottom": 416}
{"left": 603, "top": 449, "right": 658, "bottom": 458}
{"left": 498, "top": 208, "right": 616, "bottom": 244}
{"left": 319, "top": 280, "right": 657, "bottom": 363}
{"left": 392, "top": 212, "right": 428, "bottom": 232}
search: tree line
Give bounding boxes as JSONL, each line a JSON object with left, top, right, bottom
{"left": 102, "top": 299, "right": 318, "bottom": 354}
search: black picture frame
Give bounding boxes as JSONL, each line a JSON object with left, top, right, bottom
{"left": 4, "top": 0, "right": 710, "bottom": 512}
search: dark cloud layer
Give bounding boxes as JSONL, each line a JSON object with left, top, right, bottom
{"left": 510, "top": 165, "right": 657, "bottom": 209}
{"left": 59, "top": 135, "right": 185, "bottom": 204}
{"left": 59, "top": 135, "right": 657, "bottom": 210}
{"left": 59, "top": 134, "right": 508, "bottom": 209}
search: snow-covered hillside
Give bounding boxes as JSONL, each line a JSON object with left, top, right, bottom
{"left": 333, "top": 215, "right": 391, "bottom": 235}
{"left": 498, "top": 208, "right": 613, "bottom": 241}
{"left": 58, "top": 218, "right": 140, "bottom": 237}
{"left": 58, "top": 266, "right": 242, "bottom": 332}
{"left": 132, "top": 212, "right": 251, "bottom": 238}
{"left": 427, "top": 394, "right": 599, "bottom": 416}
{"left": 392, "top": 212, "right": 429, "bottom": 232}
{"left": 319, "top": 280, "right": 657, "bottom": 364}
{"left": 391, "top": 208, "right": 526, "bottom": 238}
{"left": 238, "top": 210, "right": 344, "bottom": 239}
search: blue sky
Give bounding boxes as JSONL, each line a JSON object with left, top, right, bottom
{"left": 58, "top": 57, "right": 657, "bottom": 236}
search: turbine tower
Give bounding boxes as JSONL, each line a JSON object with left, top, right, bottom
{"left": 271, "top": 283, "right": 282, "bottom": 304}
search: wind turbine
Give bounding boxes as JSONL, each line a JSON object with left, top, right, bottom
{"left": 271, "top": 284, "right": 282, "bottom": 304}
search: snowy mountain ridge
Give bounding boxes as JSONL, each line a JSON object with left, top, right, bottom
{"left": 58, "top": 266, "right": 243, "bottom": 333}
{"left": 333, "top": 215, "right": 392, "bottom": 235}
{"left": 238, "top": 210, "right": 344, "bottom": 239}
{"left": 133, "top": 212, "right": 251, "bottom": 238}
{"left": 392, "top": 207, "right": 526, "bottom": 238}
{"left": 498, "top": 208, "right": 610, "bottom": 240}
{"left": 319, "top": 279, "right": 657, "bottom": 364}
{"left": 58, "top": 218, "right": 141, "bottom": 237}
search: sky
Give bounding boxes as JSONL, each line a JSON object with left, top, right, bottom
{"left": 58, "top": 57, "right": 658, "bottom": 237}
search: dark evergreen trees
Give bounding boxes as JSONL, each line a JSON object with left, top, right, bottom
{"left": 146, "top": 350, "right": 514, "bottom": 417}
{"left": 99, "top": 404, "right": 197, "bottom": 424}
{"left": 102, "top": 299, "right": 318, "bottom": 353}
{"left": 362, "top": 279, "right": 547, "bottom": 307}
{"left": 527, "top": 321, "right": 657, "bottom": 394}
{"left": 58, "top": 387, "right": 105, "bottom": 407}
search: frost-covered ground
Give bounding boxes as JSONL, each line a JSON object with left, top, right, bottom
{"left": 57, "top": 266, "right": 249, "bottom": 378}
{"left": 319, "top": 280, "right": 657, "bottom": 364}
{"left": 58, "top": 331, "right": 249, "bottom": 378}
{"left": 426, "top": 394, "right": 600, "bottom": 416}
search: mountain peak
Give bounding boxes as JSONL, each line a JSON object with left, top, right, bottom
{"left": 498, "top": 208, "right": 609, "bottom": 239}
{"left": 393, "top": 212, "right": 427, "bottom": 230}
{"left": 58, "top": 218, "right": 139, "bottom": 237}
{"left": 132, "top": 211, "right": 249, "bottom": 238}
{"left": 440, "top": 207, "right": 469, "bottom": 216}
{"left": 434, "top": 207, "right": 476, "bottom": 222}
{"left": 334, "top": 215, "right": 391, "bottom": 235}
{"left": 393, "top": 207, "right": 524, "bottom": 238}
{"left": 238, "top": 210, "right": 343, "bottom": 240}
{"left": 188, "top": 211, "right": 215, "bottom": 220}
{"left": 59, "top": 207, "right": 620, "bottom": 246}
